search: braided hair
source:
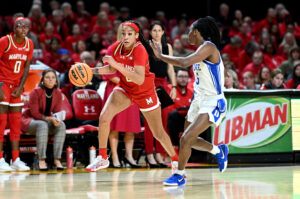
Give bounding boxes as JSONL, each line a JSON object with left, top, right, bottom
{"left": 148, "top": 21, "right": 169, "bottom": 55}
{"left": 192, "top": 16, "right": 221, "bottom": 50}
{"left": 125, "top": 20, "right": 155, "bottom": 58}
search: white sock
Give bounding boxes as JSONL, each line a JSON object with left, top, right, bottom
{"left": 210, "top": 145, "right": 220, "bottom": 155}
{"left": 175, "top": 169, "right": 185, "bottom": 176}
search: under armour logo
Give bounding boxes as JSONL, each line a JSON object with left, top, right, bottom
{"left": 146, "top": 97, "right": 153, "bottom": 105}
{"left": 84, "top": 105, "right": 95, "bottom": 113}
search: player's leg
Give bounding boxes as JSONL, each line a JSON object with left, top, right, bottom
{"left": 8, "top": 105, "right": 30, "bottom": 171}
{"left": 86, "top": 90, "right": 131, "bottom": 171}
{"left": 142, "top": 108, "right": 177, "bottom": 163}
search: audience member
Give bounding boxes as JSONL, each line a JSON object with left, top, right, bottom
{"left": 279, "top": 47, "right": 300, "bottom": 79}
{"left": 242, "top": 71, "right": 260, "bottom": 89}
{"left": 257, "top": 66, "right": 271, "bottom": 86}
{"left": 260, "top": 68, "right": 286, "bottom": 89}
{"left": 286, "top": 60, "right": 300, "bottom": 88}
{"left": 225, "top": 69, "right": 240, "bottom": 90}
{"left": 21, "top": 69, "right": 66, "bottom": 170}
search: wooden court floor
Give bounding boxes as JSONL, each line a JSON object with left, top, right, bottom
{"left": 0, "top": 165, "right": 299, "bottom": 199}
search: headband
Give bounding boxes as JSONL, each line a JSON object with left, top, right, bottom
{"left": 14, "top": 17, "right": 26, "bottom": 25}
{"left": 122, "top": 22, "right": 139, "bottom": 33}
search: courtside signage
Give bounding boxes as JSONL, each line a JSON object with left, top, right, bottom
{"left": 212, "top": 96, "right": 292, "bottom": 153}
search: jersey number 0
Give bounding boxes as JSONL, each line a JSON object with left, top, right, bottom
{"left": 14, "top": 61, "right": 21, "bottom": 73}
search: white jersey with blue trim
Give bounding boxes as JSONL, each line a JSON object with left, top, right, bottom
{"left": 192, "top": 41, "right": 225, "bottom": 97}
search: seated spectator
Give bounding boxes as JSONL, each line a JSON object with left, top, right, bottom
{"left": 260, "top": 68, "right": 286, "bottom": 89}
{"left": 279, "top": 46, "right": 300, "bottom": 79}
{"left": 222, "top": 35, "right": 242, "bottom": 67}
{"left": 257, "top": 66, "right": 271, "bottom": 86}
{"left": 25, "top": 18, "right": 39, "bottom": 49}
{"left": 43, "top": 37, "right": 72, "bottom": 73}
{"left": 21, "top": 69, "right": 66, "bottom": 171}
{"left": 242, "top": 71, "right": 260, "bottom": 89}
{"left": 91, "top": 11, "right": 112, "bottom": 39}
{"left": 238, "top": 22, "right": 253, "bottom": 49}
{"left": 39, "top": 21, "right": 62, "bottom": 51}
{"left": 225, "top": 69, "right": 240, "bottom": 90}
{"left": 71, "top": 40, "right": 87, "bottom": 63}
{"left": 61, "top": 2, "right": 77, "bottom": 31}
{"left": 286, "top": 60, "right": 300, "bottom": 88}
{"left": 278, "top": 32, "right": 298, "bottom": 57}
{"left": 171, "top": 19, "right": 189, "bottom": 40}
{"left": 28, "top": 4, "right": 47, "bottom": 35}
{"left": 228, "top": 19, "right": 241, "bottom": 38}
{"left": 237, "top": 40, "right": 260, "bottom": 75}
{"left": 75, "top": 0, "right": 91, "bottom": 38}
{"left": 243, "top": 51, "right": 272, "bottom": 79}
{"left": 102, "top": 28, "right": 116, "bottom": 49}
{"left": 51, "top": 9, "right": 69, "bottom": 39}
{"left": 166, "top": 69, "right": 193, "bottom": 151}
{"left": 263, "top": 43, "right": 285, "bottom": 68}
{"left": 86, "top": 32, "right": 103, "bottom": 61}
{"left": 65, "top": 24, "right": 85, "bottom": 53}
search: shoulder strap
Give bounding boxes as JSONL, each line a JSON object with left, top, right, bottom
{"left": 4, "top": 34, "right": 12, "bottom": 53}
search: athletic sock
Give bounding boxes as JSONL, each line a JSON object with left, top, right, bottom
{"left": 175, "top": 169, "right": 185, "bottom": 176}
{"left": 0, "top": 151, "right": 3, "bottom": 159}
{"left": 171, "top": 153, "right": 178, "bottom": 162}
{"left": 98, "top": 148, "right": 107, "bottom": 159}
{"left": 12, "top": 150, "right": 19, "bottom": 162}
{"left": 210, "top": 145, "right": 220, "bottom": 155}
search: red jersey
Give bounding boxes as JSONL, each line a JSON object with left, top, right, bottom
{"left": 0, "top": 34, "right": 34, "bottom": 85}
{"left": 111, "top": 41, "right": 155, "bottom": 95}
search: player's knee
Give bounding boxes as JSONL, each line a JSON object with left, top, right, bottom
{"left": 180, "top": 134, "right": 192, "bottom": 146}
{"left": 99, "top": 114, "right": 112, "bottom": 125}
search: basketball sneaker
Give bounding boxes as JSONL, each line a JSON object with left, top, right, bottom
{"left": 86, "top": 155, "right": 109, "bottom": 172}
{"left": 215, "top": 144, "right": 229, "bottom": 173}
{"left": 163, "top": 173, "right": 186, "bottom": 186}
{"left": 10, "top": 158, "right": 30, "bottom": 171}
{"left": 0, "top": 158, "right": 14, "bottom": 172}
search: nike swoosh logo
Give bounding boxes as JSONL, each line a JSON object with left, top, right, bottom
{"left": 178, "top": 178, "right": 184, "bottom": 182}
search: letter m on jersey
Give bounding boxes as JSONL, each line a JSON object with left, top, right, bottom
{"left": 146, "top": 97, "right": 153, "bottom": 105}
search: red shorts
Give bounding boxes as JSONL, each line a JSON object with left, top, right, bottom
{"left": 114, "top": 86, "right": 160, "bottom": 112}
{"left": 0, "top": 83, "right": 23, "bottom": 106}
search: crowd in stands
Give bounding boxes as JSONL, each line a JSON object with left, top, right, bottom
{"left": 1, "top": 0, "right": 300, "bottom": 170}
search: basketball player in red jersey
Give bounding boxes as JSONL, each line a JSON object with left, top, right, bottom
{"left": 0, "top": 17, "right": 33, "bottom": 171}
{"left": 86, "top": 21, "right": 178, "bottom": 172}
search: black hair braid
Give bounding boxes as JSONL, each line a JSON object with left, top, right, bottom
{"left": 193, "top": 16, "right": 221, "bottom": 50}
{"left": 128, "top": 20, "right": 155, "bottom": 58}
{"left": 148, "top": 21, "right": 169, "bottom": 55}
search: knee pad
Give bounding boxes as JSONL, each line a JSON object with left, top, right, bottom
{"left": 8, "top": 112, "right": 21, "bottom": 141}
{"left": 0, "top": 114, "right": 8, "bottom": 142}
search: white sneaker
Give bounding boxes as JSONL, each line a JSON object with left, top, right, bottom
{"left": 86, "top": 155, "right": 109, "bottom": 172}
{"left": 0, "top": 158, "right": 14, "bottom": 172}
{"left": 171, "top": 161, "right": 178, "bottom": 174}
{"left": 10, "top": 158, "right": 30, "bottom": 171}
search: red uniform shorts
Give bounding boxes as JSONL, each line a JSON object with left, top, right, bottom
{"left": 114, "top": 86, "right": 160, "bottom": 112}
{"left": 0, "top": 83, "right": 23, "bottom": 106}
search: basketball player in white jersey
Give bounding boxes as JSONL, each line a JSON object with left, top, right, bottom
{"left": 150, "top": 16, "right": 228, "bottom": 186}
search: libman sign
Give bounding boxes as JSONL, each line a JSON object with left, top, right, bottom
{"left": 212, "top": 96, "right": 292, "bottom": 153}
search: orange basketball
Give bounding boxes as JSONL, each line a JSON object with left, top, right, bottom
{"left": 68, "top": 63, "right": 93, "bottom": 87}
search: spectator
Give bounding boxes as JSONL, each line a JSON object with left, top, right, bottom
{"left": 237, "top": 40, "right": 260, "bottom": 75}
{"left": 261, "top": 68, "right": 286, "bottom": 89}
{"left": 286, "top": 60, "right": 300, "bottom": 88}
{"left": 243, "top": 51, "right": 269, "bottom": 79}
{"left": 28, "top": 4, "right": 47, "bottom": 34}
{"left": 86, "top": 32, "right": 103, "bottom": 61}
{"left": 65, "top": 24, "right": 85, "bottom": 53}
{"left": 278, "top": 32, "right": 298, "bottom": 56}
{"left": 48, "top": 0, "right": 60, "bottom": 22}
{"left": 117, "top": 7, "right": 131, "bottom": 22}
{"left": 39, "top": 21, "right": 62, "bottom": 51}
{"left": 51, "top": 9, "right": 69, "bottom": 39}
{"left": 238, "top": 22, "right": 253, "bottom": 49}
{"left": 172, "top": 38, "right": 194, "bottom": 58}
{"left": 91, "top": 11, "right": 112, "bottom": 39}
{"left": 263, "top": 43, "right": 285, "bottom": 68}
{"left": 71, "top": 40, "right": 87, "bottom": 63}
{"left": 279, "top": 46, "right": 300, "bottom": 79}
{"left": 222, "top": 35, "right": 242, "bottom": 67}
{"left": 43, "top": 37, "right": 71, "bottom": 73}
{"left": 99, "top": 2, "right": 115, "bottom": 24}
{"left": 171, "top": 19, "right": 189, "bottom": 40}
{"left": 242, "top": 71, "right": 260, "bottom": 89}
{"left": 225, "top": 69, "right": 240, "bottom": 90}
{"left": 257, "top": 66, "right": 271, "bottom": 86}
{"left": 21, "top": 69, "right": 66, "bottom": 170}
{"left": 61, "top": 2, "right": 77, "bottom": 31}
{"left": 75, "top": 0, "right": 91, "bottom": 38}
{"left": 102, "top": 28, "right": 116, "bottom": 49}
{"left": 166, "top": 69, "right": 193, "bottom": 150}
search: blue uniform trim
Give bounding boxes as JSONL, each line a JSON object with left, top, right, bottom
{"left": 204, "top": 60, "right": 222, "bottom": 94}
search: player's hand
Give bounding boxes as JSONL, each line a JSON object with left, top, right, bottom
{"left": 149, "top": 40, "right": 162, "bottom": 58}
{"left": 11, "top": 87, "right": 22, "bottom": 98}
{"left": 61, "top": 54, "right": 69, "bottom": 62}
{"left": 102, "top": 56, "right": 117, "bottom": 68}
{"left": 0, "top": 87, "right": 5, "bottom": 101}
{"left": 50, "top": 116, "right": 61, "bottom": 127}
{"left": 169, "top": 88, "right": 177, "bottom": 100}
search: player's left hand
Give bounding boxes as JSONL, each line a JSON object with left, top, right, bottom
{"left": 149, "top": 40, "right": 162, "bottom": 58}
{"left": 11, "top": 87, "right": 22, "bottom": 98}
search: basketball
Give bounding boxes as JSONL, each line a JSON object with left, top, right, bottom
{"left": 68, "top": 63, "right": 93, "bottom": 87}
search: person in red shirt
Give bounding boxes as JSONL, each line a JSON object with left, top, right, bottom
{"left": 65, "top": 24, "right": 85, "bottom": 53}
{"left": 38, "top": 21, "right": 62, "bottom": 51}
{"left": 286, "top": 61, "right": 300, "bottom": 89}
{"left": 85, "top": 21, "right": 178, "bottom": 172}
{"left": 222, "top": 35, "right": 242, "bottom": 68}
{"left": 0, "top": 17, "right": 33, "bottom": 171}
{"left": 165, "top": 69, "right": 193, "bottom": 150}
